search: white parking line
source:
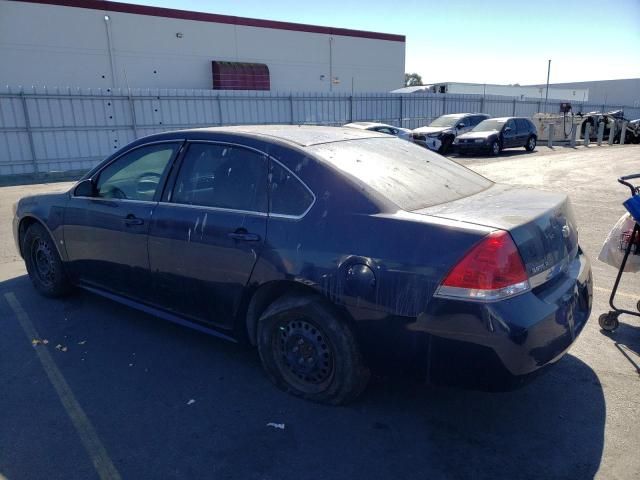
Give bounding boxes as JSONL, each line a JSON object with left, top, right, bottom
{"left": 4, "top": 292, "right": 121, "bottom": 480}
{"left": 593, "top": 286, "right": 638, "bottom": 300}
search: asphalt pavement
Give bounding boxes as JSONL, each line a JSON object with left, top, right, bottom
{"left": 0, "top": 144, "right": 638, "bottom": 480}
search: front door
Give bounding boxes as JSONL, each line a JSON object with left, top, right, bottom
{"left": 502, "top": 119, "right": 518, "bottom": 148}
{"left": 148, "top": 142, "right": 268, "bottom": 328}
{"left": 63, "top": 142, "right": 181, "bottom": 301}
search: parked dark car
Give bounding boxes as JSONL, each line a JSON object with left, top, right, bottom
{"left": 454, "top": 117, "right": 537, "bottom": 155}
{"left": 412, "top": 113, "right": 490, "bottom": 153}
{"left": 13, "top": 126, "right": 592, "bottom": 404}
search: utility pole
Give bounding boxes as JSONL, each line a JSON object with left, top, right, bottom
{"left": 544, "top": 59, "right": 551, "bottom": 113}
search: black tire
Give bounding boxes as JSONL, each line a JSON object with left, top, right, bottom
{"left": 22, "top": 223, "right": 72, "bottom": 298}
{"left": 490, "top": 140, "right": 501, "bottom": 156}
{"left": 525, "top": 135, "right": 536, "bottom": 152}
{"left": 598, "top": 312, "right": 619, "bottom": 332}
{"left": 438, "top": 136, "right": 454, "bottom": 155}
{"left": 637, "top": 300, "right": 640, "bottom": 313}
{"left": 257, "top": 294, "right": 370, "bottom": 405}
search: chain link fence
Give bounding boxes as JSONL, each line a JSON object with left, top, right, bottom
{"left": 1, "top": 85, "right": 639, "bottom": 177}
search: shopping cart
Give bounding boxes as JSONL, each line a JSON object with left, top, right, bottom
{"left": 599, "top": 173, "right": 640, "bottom": 332}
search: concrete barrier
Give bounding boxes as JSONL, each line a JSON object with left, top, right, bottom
{"left": 597, "top": 122, "right": 605, "bottom": 146}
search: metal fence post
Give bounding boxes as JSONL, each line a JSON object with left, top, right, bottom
{"left": 127, "top": 91, "right": 138, "bottom": 139}
{"left": 398, "top": 95, "right": 403, "bottom": 127}
{"left": 217, "top": 95, "right": 224, "bottom": 126}
{"left": 442, "top": 95, "right": 446, "bottom": 115}
{"left": 19, "top": 92, "right": 39, "bottom": 176}
{"left": 597, "top": 122, "right": 605, "bottom": 146}
{"left": 547, "top": 124, "right": 554, "bottom": 148}
{"left": 620, "top": 121, "right": 628, "bottom": 145}
{"left": 480, "top": 96, "right": 485, "bottom": 113}
{"left": 512, "top": 98, "right": 517, "bottom": 116}
{"left": 289, "top": 94, "right": 294, "bottom": 125}
{"left": 349, "top": 95, "right": 354, "bottom": 123}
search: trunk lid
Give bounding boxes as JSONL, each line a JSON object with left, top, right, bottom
{"left": 414, "top": 184, "right": 579, "bottom": 282}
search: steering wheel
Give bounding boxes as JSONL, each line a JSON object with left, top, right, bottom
{"left": 135, "top": 171, "right": 162, "bottom": 193}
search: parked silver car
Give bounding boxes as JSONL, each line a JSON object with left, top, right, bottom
{"left": 343, "top": 122, "right": 413, "bottom": 141}
{"left": 412, "top": 113, "right": 489, "bottom": 153}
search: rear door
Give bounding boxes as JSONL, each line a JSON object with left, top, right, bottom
{"left": 515, "top": 119, "right": 531, "bottom": 146}
{"left": 147, "top": 142, "right": 268, "bottom": 328}
{"left": 63, "top": 142, "right": 181, "bottom": 301}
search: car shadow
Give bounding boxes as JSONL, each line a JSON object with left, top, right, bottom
{"left": 0, "top": 274, "right": 606, "bottom": 480}
{"left": 451, "top": 149, "right": 537, "bottom": 160}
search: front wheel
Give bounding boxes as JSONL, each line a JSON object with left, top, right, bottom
{"left": 490, "top": 140, "right": 501, "bottom": 156}
{"left": 257, "top": 295, "right": 370, "bottom": 405}
{"left": 23, "top": 223, "right": 72, "bottom": 298}
{"left": 525, "top": 135, "right": 537, "bottom": 151}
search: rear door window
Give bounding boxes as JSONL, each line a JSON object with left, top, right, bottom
{"left": 309, "top": 138, "right": 492, "bottom": 211}
{"left": 172, "top": 143, "right": 268, "bottom": 213}
{"left": 515, "top": 119, "right": 529, "bottom": 132}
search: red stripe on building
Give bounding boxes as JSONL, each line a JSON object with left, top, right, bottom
{"left": 10, "top": 0, "right": 406, "bottom": 42}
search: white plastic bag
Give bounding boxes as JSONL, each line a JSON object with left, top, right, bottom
{"left": 598, "top": 213, "right": 640, "bottom": 272}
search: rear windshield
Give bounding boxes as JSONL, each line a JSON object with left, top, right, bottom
{"left": 308, "top": 138, "right": 492, "bottom": 211}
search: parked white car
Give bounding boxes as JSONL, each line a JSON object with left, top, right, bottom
{"left": 343, "top": 122, "right": 413, "bottom": 141}
{"left": 412, "top": 113, "right": 489, "bottom": 153}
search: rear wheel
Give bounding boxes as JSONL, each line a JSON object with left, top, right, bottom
{"left": 525, "top": 135, "right": 536, "bottom": 151}
{"left": 22, "top": 223, "right": 72, "bottom": 297}
{"left": 637, "top": 300, "right": 640, "bottom": 313}
{"left": 598, "top": 312, "right": 619, "bottom": 332}
{"left": 257, "top": 294, "right": 369, "bottom": 405}
{"left": 490, "top": 140, "right": 501, "bottom": 156}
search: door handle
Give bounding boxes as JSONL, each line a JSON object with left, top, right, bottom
{"left": 124, "top": 214, "right": 144, "bottom": 226}
{"left": 227, "top": 230, "right": 261, "bottom": 242}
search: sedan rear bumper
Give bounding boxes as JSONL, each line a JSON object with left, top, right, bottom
{"left": 352, "top": 250, "right": 593, "bottom": 390}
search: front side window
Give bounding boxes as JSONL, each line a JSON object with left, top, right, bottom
{"left": 269, "top": 161, "right": 314, "bottom": 217}
{"left": 95, "top": 143, "right": 179, "bottom": 201}
{"left": 172, "top": 143, "right": 268, "bottom": 213}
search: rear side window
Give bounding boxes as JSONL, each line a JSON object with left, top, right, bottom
{"left": 309, "top": 138, "right": 492, "bottom": 211}
{"left": 269, "top": 161, "right": 314, "bottom": 217}
{"left": 172, "top": 143, "right": 268, "bottom": 212}
{"left": 516, "top": 119, "right": 529, "bottom": 132}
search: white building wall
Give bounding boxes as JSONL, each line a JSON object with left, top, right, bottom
{"left": 0, "top": 0, "right": 405, "bottom": 92}
{"left": 436, "top": 83, "right": 589, "bottom": 102}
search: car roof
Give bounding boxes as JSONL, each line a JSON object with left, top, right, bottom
{"left": 170, "top": 125, "right": 387, "bottom": 147}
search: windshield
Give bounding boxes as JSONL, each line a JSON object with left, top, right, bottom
{"left": 428, "top": 115, "right": 463, "bottom": 128}
{"left": 473, "top": 119, "right": 507, "bottom": 132}
{"left": 308, "top": 138, "right": 492, "bottom": 211}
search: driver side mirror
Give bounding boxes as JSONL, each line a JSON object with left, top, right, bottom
{"left": 504, "top": 126, "right": 512, "bottom": 133}
{"left": 457, "top": 123, "right": 465, "bottom": 129}
{"left": 74, "top": 178, "right": 96, "bottom": 197}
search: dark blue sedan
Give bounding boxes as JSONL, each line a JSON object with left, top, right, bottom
{"left": 13, "top": 126, "right": 593, "bottom": 404}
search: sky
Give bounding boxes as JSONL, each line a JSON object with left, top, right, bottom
{"left": 126, "top": 0, "right": 639, "bottom": 85}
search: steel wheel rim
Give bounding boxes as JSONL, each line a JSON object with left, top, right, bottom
{"left": 32, "top": 238, "right": 55, "bottom": 287}
{"left": 493, "top": 142, "right": 500, "bottom": 154}
{"left": 274, "top": 318, "right": 335, "bottom": 390}
{"left": 528, "top": 137, "right": 535, "bottom": 149}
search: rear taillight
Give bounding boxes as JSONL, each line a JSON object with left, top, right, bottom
{"left": 435, "top": 230, "right": 530, "bottom": 302}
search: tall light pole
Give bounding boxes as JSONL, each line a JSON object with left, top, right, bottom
{"left": 544, "top": 59, "right": 551, "bottom": 113}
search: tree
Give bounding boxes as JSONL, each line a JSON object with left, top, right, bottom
{"left": 404, "top": 73, "right": 423, "bottom": 87}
